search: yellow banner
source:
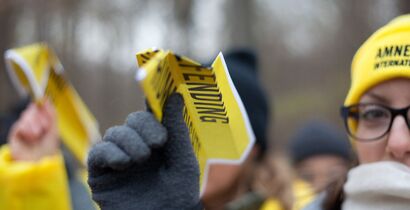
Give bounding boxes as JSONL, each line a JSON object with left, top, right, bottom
{"left": 4, "top": 43, "right": 100, "bottom": 165}
{"left": 136, "top": 49, "right": 255, "bottom": 194}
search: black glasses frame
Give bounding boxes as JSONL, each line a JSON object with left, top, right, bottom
{"left": 340, "top": 103, "right": 410, "bottom": 141}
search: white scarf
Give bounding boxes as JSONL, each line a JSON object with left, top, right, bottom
{"left": 342, "top": 161, "right": 410, "bottom": 210}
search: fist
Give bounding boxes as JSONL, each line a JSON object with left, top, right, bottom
{"left": 8, "top": 99, "right": 60, "bottom": 161}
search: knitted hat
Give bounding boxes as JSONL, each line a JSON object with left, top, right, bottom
{"left": 288, "top": 120, "right": 351, "bottom": 164}
{"left": 223, "top": 49, "right": 270, "bottom": 156}
{"left": 345, "top": 14, "right": 410, "bottom": 106}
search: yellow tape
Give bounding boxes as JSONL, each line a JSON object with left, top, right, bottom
{"left": 136, "top": 49, "right": 255, "bottom": 194}
{"left": 4, "top": 43, "right": 100, "bottom": 165}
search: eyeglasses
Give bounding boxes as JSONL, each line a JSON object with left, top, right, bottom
{"left": 340, "top": 103, "right": 410, "bottom": 141}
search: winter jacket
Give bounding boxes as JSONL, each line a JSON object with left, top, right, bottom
{"left": 0, "top": 145, "right": 95, "bottom": 210}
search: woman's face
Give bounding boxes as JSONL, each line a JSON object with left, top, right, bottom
{"left": 356, "top": 78, "right": 410, "bottom": 167}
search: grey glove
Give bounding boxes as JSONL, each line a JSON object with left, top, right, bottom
{"left": 87, "top": 94, "right": 202, "bottom": 210}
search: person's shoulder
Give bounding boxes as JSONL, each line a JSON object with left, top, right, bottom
{"left": 301, "top": 192, "right": 326, "bottom": 210}
{"left": 292, "top": 179, "right": 316, "bottom": 210}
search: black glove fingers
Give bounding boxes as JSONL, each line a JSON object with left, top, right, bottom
{"left": 125, "top": 111, "right": 168, "bottom": 148}
{"left": 104, "top": 125, "right": 151, "bottom": 163}
{"left": 87, "top": 141, "right": 132, "bottom": 173}
{"left": 162, "top": 94, "right": 199, "bottom": 173}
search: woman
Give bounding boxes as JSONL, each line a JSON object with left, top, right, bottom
{"left": 306, "top": 14, "right": 410, "bottom": 210}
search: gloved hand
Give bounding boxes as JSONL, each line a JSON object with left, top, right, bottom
{"left": 87, "top": 94, "right": 202, "bottom": 210}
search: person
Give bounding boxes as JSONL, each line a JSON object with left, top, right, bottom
{"left": 87, "top": 48, "right": 319, "bottom": 210}
{"left": 87, "top": 49, "right": 303, "bottom": 210}
{"left": 0, "top": 99, "right": 95, "bottom": 210}
{"left": 255, "top": 152, "right": 316, "bottom": 210}
{"left": 288, "top": 120, "right": 352, "bottom": 192}
{"left": 304, "top": 14, "right": 410, "bottom": 210}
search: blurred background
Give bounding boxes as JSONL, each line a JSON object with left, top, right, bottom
{"left": 1, "top": 0, "right": 409, "bottom": 150}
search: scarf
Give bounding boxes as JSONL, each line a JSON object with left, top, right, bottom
{"left": 342, "top": 161, "right": 410, "bottom": 210}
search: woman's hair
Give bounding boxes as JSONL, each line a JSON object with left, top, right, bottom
{"left": 322, "top": 158, "right": 358, "bottom": 210}
{"left": 322, "top": 174, "right": 346, "bottom": 210}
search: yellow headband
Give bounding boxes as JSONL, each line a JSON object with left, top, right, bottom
{"left": 345, "top": 14, "right": 410, "bottom": 106}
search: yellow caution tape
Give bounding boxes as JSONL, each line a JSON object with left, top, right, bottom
{"left": 136, "top": 49, "right": 255, "bottom": 194}
{"left": 4, "top": 43, "right": 100, "bottom": 165}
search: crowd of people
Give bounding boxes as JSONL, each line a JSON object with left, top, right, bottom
{"left": 1, "top": 14, "right": 410, "bottom": 210}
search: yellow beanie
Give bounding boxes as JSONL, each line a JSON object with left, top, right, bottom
{"left": 345, "top": 14, "right": 410, "bottom": 106}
